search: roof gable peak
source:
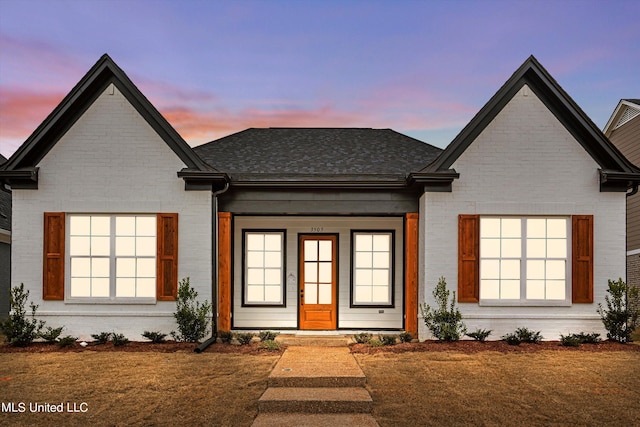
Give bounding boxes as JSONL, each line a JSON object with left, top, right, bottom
{"left": 417, "top": 55, "right": 639, "bottom": 191}
{"left": 2, "top": 54, "right": 219, "bottom": 178}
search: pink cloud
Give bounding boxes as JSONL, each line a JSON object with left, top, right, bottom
{"left": 0, "top": 87, "right": 66, "bottom": 156}
{"left": 162, "top": 104, "right": 370, "bottom": 146}
{"left": 0, "top": 34, "right": 86, "bottom": 91}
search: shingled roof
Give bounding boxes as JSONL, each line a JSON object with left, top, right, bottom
{"left": 194, "top": 128, "right": 442, "bottom": 184}
{"left": 0, "top": 154, "right": 10, "bottom": 231}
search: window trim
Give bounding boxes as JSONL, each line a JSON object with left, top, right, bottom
{"left": 478, "top": 216, "right": 572, "bottom": 307}
{"left": 350, "top": 230, "right": 395, "bottom": 308}
{"left": 64, "top": 214, "right": 158, "bottom": 304}
{"left": 241, "top": 229, "right": 287, "bottom": 307}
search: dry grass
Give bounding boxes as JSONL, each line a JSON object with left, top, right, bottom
{"left": 2, "top": 347, "right": 640, "bottom": 426}
{"left": 0, "top": 352, "right": 279, "bottom": 426}
{"left": 355, "top": 350, "right": 640, "bottom": 427}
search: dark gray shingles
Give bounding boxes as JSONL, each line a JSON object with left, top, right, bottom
{"left": 193, "top": 128, "right": 441, "bottom": 180}
{"left": 0, "top": 155, "right": 10, "bottom": 231}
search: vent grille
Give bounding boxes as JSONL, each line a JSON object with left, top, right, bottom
{"left": 614, "top": 106, "right": 640, "bottom": 130}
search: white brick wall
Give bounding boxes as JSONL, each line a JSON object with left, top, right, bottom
{"left": 11, "top": 84, "right": 212, "bottom": 340}
{"left": 420, "top": 86, "right": 625, "bottom": 340}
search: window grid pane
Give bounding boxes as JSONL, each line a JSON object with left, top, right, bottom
{"left": 481, "top": 217, "right": 568, "bottom": 302}
{"left": 353, "top": 232, "right": 392, "bottom": 305}
{"left": 244, "top": 232, "right": 284, "bottom": 304}
{"left": 70, "top": 215, "right": 156, "bottom": 299}
{"left": 480, "top": 218, "right": 521, "bottom": 300}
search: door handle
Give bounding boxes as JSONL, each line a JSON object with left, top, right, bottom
{"left": 300, "top": 289, "right": 304, "bottom": 305}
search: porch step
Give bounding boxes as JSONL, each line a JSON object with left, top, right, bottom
{"left": 258, "top": 387, "right": 373, "bottom": 414}
{"left": 252, "top": 413, "right": 379, "bottom": 427}
{"left": 275, "top": 334, "right": 352, "bottom": 347}
{"left": 268, "top": 346, "right": 366, "bottom": 387}
{"left": 252, "top": 346, "right": 378, "bottom": 426}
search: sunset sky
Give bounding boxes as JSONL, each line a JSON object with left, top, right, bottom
{"left": 1, "top": 0, "right": 639, "bottom": 158}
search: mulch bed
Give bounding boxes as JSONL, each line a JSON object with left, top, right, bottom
{"left": 0, "top": 340, "right": 286, "bottom": 355}
{"left": 349, "top": 340, "right": 640, "bottom": 354}
{"left": 2, "top": 339, "right": 638, "bottom": 355}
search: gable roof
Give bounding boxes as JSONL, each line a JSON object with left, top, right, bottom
{"left": 0, "top": 54, "right": 227, "bottom": 190}
{"left": 411, "top": 56, "right": 640, "bottom": 192}
{"left": 194, "top": 128, "right": 442, "bottom": 187}
{"left": 603, "top": 99, "right": 640, "bottom": 137}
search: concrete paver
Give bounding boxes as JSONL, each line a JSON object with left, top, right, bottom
{"left": 252, "top": 340, "right": 379, "bottom": 426}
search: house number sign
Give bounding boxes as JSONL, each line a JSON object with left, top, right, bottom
{"left": 311, "top": 227, "right": 324, "bottom": 232}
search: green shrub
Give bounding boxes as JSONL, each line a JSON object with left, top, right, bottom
{"left": 259, "top": 330, "right": 279, "bottom": 342}
{"left": 560, "top": 332, "right": 602, "bottom": 347}
{"left": 0, "top": 283, "right": 45, "bottom": 346}
{"left": 112, "top": 333, "right": 130, "bottom": 346}
{"left": 466, "top": 328, "right": 492, "bottom": 342}
{"left": 598, "top": 278, "right": 637, "bottom": 343}
{"left": 515, "top": 327, "right": 543, "bottom": 344}
{"left": 57, "top": 335, "right": 77, "bottom": 348}
{"left": 261, "top": 339, "right": 280, "bottom": 351}
{"left": 399, "top": 331, "right": 413, "bottom": 343}
{"left": 91, "top": 332, "right": 112, "bottom": 344}
{"left": 420, "top": 277, "right": 466, "bottom": 341}
{"left": 218, "top": 331, "right": 233, "bottom": 343}
{"left": 575, "top": 332, "right": 601, "bottom": 344}
{"left": 142, "top": 331, "right": 167, "bottom": 344}
{"left": 368, "top": 338, "right": 383, "bottom": 347}
{"left": 353, "top": 332, "right": 372, "bottom": 344}
{"left": 502, "top": 332, "right": 521, "bottom": 346}
{"left": 502, "top": 327, "right": 543, "bottom": 345}
{"left": 234, "top": 332, "right": 254, "bottom": 345}
{"left": 380, "top": 334, "right": 397, "bottom": 346}
{"left": 40, "top": 326, "right": 64, "bottom": 343}
{"left": 171, "top": 278, "right": 212, "bottom": 343}
{"left": 560, "top": 334, "right": 582, "bottom": 347}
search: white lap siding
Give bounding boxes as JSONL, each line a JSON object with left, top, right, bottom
{"left": 11, "top": 84, "right": 212, "bottom": 340}
{"left": 232, "top": 216, "right": 404, "bottom": 330}
{"left": 421, "top": 85, "right": 625, "bottom": 340}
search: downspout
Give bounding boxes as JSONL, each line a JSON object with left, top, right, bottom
{"left": 195, "top": 181, "right": 230, "bottom": 353}
{"left": 624, "top": 182, "right": 638, "bottom": 338}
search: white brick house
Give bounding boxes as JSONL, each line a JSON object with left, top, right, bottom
{"left": 1, "top": 55, "right": 638, "bottom": 341}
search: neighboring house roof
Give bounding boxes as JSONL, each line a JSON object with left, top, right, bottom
{"left": 603, "top": 99, "right": 640, "bottom": 137}
{"left": 194, "top": 128, "right": 442, "bottom": 186}
{"left": 0, "top": 54, "right": 227, "bottom": 190}
{"left": 412, "top": 55, "right": 640, "bottom": 192}
{"left": 0, "top": 154, "right": 10, "bottom": 231}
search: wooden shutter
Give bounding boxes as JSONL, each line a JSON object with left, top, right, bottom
{"left": 43, "top": 212, "right": 65, "bottom": 300}
{"left": 404, "top": 213, "right": 419, "bottom": 336}
{"left": 157, "top": 213, "right": 178, "bottom": 301}
{"left": 572, "top": 215, "right": 594, "bottom": 303}
{"left": 458, "top": 214, "right": 479, "bottom": 302}
{"left": 218, "top": 212, "right": 232, "bottom": 331}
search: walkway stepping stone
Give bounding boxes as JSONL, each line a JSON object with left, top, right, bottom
{"left": 258, "top": 387, "right": 372, "bottom": 413}
{"left": 252, "top": 344, "right": 379, "bottom": 426}
{"left": 252, "top": 413, "right": 380, "bottom": 427}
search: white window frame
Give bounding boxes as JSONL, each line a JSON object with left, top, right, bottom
{"left": 65, "top": 214, "right": 157, "bottom": 304}
{"left": 242, "top": 230, "right": 286, "bottom": 307}
{"left": 351, "top": 231, "right": 394, "bottom": 307}
{"left": 479, "top": 216, "right": 571, "bottom": 307}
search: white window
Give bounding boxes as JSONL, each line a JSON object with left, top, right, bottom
{"left": 69, "top": 215, "right": 156, "bottom": 299}
{"left": 480, "top": 217, "right": 569, "bottom": 304}
{"left": 352, "top": 231, "right": 393, "bottom": 306}
{"left": 244, "top": 231, "right": 285, "bottom": 305}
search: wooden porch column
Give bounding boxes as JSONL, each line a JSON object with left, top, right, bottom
{"left": 404, "top": 213, "right": 419, "bottom": 337}
{"left": 218, "top": 212, "right": 232, "bottom": 331}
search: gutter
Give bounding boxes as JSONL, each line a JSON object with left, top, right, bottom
{"left": 195, "top": 181, "right": 230, "bottom": 354}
